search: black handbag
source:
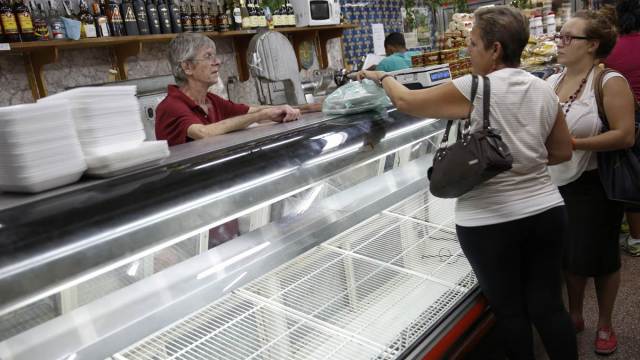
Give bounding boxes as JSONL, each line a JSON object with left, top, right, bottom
{"left": 594, "top": 69, "right": 640, "bottom": 205}
{"left": 427, "top": 75, "right": 513, "bottom": 198}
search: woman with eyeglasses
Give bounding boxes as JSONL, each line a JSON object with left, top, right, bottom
{"left": 359, "top": 6, "right": 578, "bottom": 359}
{"left": 546, "top": 9, "right": 636, "bottom": 355}
{"left": 155, "top": 32, "right": 301, "bottom": 147}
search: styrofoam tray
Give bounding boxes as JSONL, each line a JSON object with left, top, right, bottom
{"left": 85, "top": 141, "right": 169, "bottom": 177}
{"left": 0, "top": 168, "right": 85, "bottom": 193}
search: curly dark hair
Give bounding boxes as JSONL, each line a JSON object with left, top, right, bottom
{"left": 617, "top": 0, "right": 640, "bottom": 34}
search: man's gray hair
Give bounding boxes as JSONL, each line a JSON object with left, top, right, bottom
{"left": 168, "top": 33, "right": 217, "bottom": 86}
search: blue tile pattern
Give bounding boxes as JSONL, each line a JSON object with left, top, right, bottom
{"left": 340, "top": 0, "right": 436, "bottom": 69}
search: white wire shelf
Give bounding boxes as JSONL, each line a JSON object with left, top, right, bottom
{"left": 115, "top": 190, "right": 477, "bottom": 360}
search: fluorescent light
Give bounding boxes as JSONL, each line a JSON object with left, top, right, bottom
{"left": 197, "top": 242, "right": 271, "bottom": 280}
{"left": 223, "top": 272, "right": 248, "bottom": 292}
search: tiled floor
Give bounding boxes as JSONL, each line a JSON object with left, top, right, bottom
{"left": 564, "top": 252, "right": 640, "bottom": 360}
{"left": 464, "top": 252, "right": 640, "bottom": 359}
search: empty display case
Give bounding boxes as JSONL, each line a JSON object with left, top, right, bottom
{"left": 0, "top": 109, "right": 488, "bottom": 360}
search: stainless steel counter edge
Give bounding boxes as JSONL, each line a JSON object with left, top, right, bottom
{"left": 0, "top": 111, "right": 444, "bottom": 316}
{"left": 0, "top": 111, "right": 338, "bottom": 211}
{"left": 0, "top": 155, "right": 441, "bottom": 360}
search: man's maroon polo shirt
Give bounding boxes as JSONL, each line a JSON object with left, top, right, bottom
{"left": 155, "top": 85, "right": 250, "bottom": 146}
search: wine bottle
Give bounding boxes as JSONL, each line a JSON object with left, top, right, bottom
{"left": 179, "top": 0, "right": 191, "bottom": 31}
{"left": 216, "top": 0, "right": 227, "bottom": 31}
{"left": 239, "top": 0, "right": 248, "bottom": 29}
{"left": 92, "top": 1, "right": 110, "bottom": 36}
{"left": 200, "top": 1, "right": 211, "bottom": 31}
{"left": 132, "top": 0, "right": 149, "bottom": 34}
{"left": 14, "top": 0, "right": 35, "bottom": 41}
{"left": 157, "top": 0, "right": 171, "bottom": 32}
{"left": 121, "top": 0, "right": 139, "bottom": 35}
{"left": 167, "top": 0, "right": 180, "bottom": 32}
{"left": 231, "top": 0, "right": 239, "bottom": 30}
{"left": 107, "top": 0, "right": 126, "bottom": 36}
{"left": 145, "top": 0, "right": 160, "bottom": 33}
{"left": 79, "top": 0, "right": 97, "bottom": 37}
{"left": 189, "top": 0, "right": 201, "bottom": 31}
{"left": 248, "top": 0, "right": 256, "bottom": 28}
{"left": 1, "top": 0, "right": 20, "bottom": 41}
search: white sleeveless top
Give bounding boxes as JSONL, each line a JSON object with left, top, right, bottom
{"left": 452, "top": 68, "right": 564, "bottom": 227}
{"left": 546, "top": 69, "right": 624, "bottom": 186}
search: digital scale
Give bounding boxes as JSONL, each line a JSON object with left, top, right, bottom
{"left": 387, "top": 64, "right": 453, "bottom": 89}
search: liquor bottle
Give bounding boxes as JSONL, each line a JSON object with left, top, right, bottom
{"left": 14, "top": 0, "right": 35, "bottom": 41}
{"left": 47, "top": 0, "right": 64, "bottom": 38}
{"left": 207, "top": 2, "right": 218, "bottom": 31}
{"left": 145, "top": 0, "right": 160, "bottom": 33}
{"left": 179, "top": 0, "right": 191, "bottom": 31}
{"left": 121, "top": 0, "right": 138, "bottom": 35}
{"left": 286, "top": 0, "right": 293, "bottom": 26}
{"left": 167, "top": 0, "right": 180, "bottom": 32}
{"left": 200, "top": 1, "right": 210, "bottom": 31}
{"left": 92, "top": 1, "right": 110, "bottom": 36}
{"left": 239, "top": 0, "right": 248, "bottom": 29}
{"left": 257, "top": 0, "right": 265, "bottom": 28}
{"left": 157, "top": 0, "right": 170, "bottom": 32}
{"left": 271, "top": 3, "right": 280, "bottom": 27}
{"left": 216, "top": 0, "right": 227, "bottom": 31}
{"left": 32, "top": 2, "right": 49, "bottom": 39}
{"left": 132, "top": 0, "right": 149, "bottom": 34}
{"left": 79, "top": 0, "right": 97, "bottom": 37}
{"left": 231, "top": 0, "right": 239, "bottom": 30}
{"left": 108, "top": 0, "right": 126, "bottom": 36}
{"left": 1, "top": 0, "right": 20, "bottom": 41}
{"left": 189, "top": 0, "right": 201, "bottom": 31}
{"left": 248, "top": 0, "right": 256, "bottom": 28}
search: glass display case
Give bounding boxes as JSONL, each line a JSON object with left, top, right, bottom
{"left": 0, "top": 109, "right": 486, "bottom": 360}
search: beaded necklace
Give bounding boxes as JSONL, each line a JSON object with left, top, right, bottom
{"left": 560, "top": 65, "right": 595, "bottom": 117}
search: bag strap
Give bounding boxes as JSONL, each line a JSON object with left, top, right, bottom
{"left": 594, "top": 68, "right": 640, "bottom": 128}
{"left": 593, "top": 68, "right": 617, "bottom": 128}
{"left": 482, "top": 75, "right": 491, "bottom": 129}
{"left": 440, "top": 75, "right": 479, "bottom": 146}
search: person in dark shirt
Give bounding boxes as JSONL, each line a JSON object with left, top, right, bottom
{"left": 155, "top": 32, "right": 302, "bottom": 146}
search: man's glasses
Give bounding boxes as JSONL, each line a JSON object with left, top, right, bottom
{"left": 191, "top": 53, "right": 218, "bottom": 63}
{"left": 554, "top": 34, "right": 591, "bottom": 46}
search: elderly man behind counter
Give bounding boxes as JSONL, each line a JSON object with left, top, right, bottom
{"left": 155, "top": 32, "right": 303, "bottom": 146}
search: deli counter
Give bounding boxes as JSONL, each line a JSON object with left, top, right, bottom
{"left": 0, "top": 109, "right": 490, "bottom": 360}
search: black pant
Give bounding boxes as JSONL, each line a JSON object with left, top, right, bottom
{"left": 456, "top": 206, "right": 577, "bottom": 360}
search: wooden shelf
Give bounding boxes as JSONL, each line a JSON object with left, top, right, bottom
{"left": 1, "top": 24, "right": 356, "bottom": 101}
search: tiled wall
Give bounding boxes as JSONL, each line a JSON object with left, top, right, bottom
{"left": 0, "top": 37, "right": 343, "bottom": 107}
{"left": 340, "top": 0, "right": 437, "bottom": 69}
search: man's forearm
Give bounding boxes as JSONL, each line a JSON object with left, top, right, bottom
{"left": 188, "top": 111, "right": 265, "bottom": 139}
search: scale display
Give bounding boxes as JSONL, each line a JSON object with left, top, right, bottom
{"left": 430, "top": 70, "right": 451, "bottom": 82}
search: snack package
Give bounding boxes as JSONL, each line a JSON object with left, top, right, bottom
{"left": 322, "top": 79, "right": 392, "bottom": 115}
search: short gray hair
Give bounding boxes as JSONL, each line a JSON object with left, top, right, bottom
{"left": 474, "top": 6, "right": 529, "bottom": 67}
{"left": 168, "top": 33, "right": 217, "bottom": 86}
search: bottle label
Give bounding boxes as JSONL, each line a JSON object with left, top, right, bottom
{"left": 98, "top": 18, "right": 110, "bottom": 36}
{"left": 17, "top": 12, "right": 33, "bottom": 33}
{"left": 233, "top": 8, "right": 240, "bottom": 24}
{"left": 1, "top": 12, "right": 19, "bottom": 34}
{"left": 84, "top": 23, "right": 97, "bottom": 37}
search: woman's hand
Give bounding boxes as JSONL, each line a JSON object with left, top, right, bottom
{"left": 356, "top": 70, "right": 385, "bottom": 82}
